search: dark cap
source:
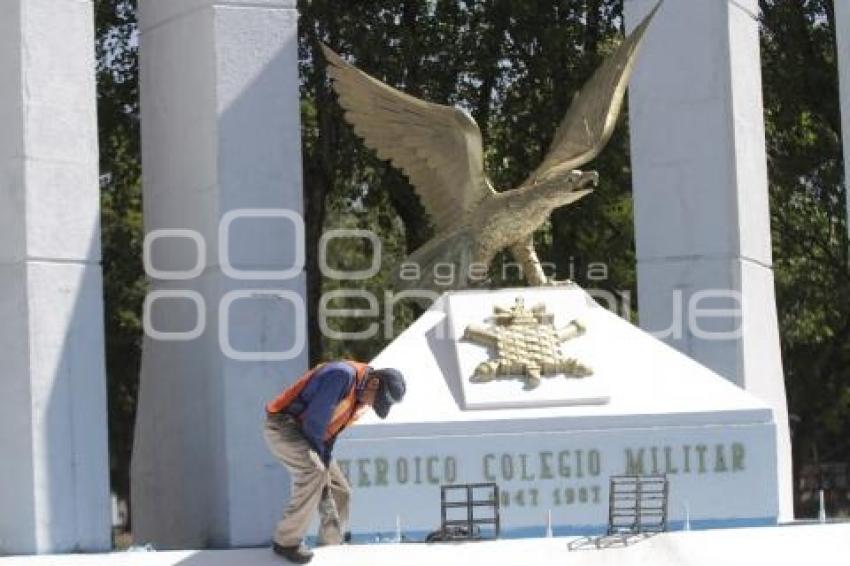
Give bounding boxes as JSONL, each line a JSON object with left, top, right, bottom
{"left": 370, "top": 368, "right": 406, "bottom": 419}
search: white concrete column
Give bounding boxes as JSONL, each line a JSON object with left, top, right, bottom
{"left": 132, "top": 0, "right": 308, "bottom": 549}
{"left": 836, "top": 0, "right": 850, "bottom": 238}
{"left": 0, "top": 0, "right": 111, "bottom": 555}
{"left": 625, "top": 0, "right": 793, "bottom": 520}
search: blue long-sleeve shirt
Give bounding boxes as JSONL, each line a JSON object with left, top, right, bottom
{"left": 290, "top": 362, "right": 357, "bottom": 463}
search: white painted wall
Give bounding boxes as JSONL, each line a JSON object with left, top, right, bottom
{"left": 334, "top": 287, "right": 779, "bottom": 537}
{"left": 339, "top": 424, "right": 777, "bottom": 537}
{"left": 132, "top": 0, "right": 308, "bottom": 549}
{"left": 624, "top": 0, "right": 793, "bottom": 519}
{"left": 0, "top": 0, "right": 111, "bottom": 555}
{"left": 836, "top": 0, "right": 850, "bottom": 238}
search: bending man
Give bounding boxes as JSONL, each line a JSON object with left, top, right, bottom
{"left": 264, "top": 360, "right": 406, "bottom": 563}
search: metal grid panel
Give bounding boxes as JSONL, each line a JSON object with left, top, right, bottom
{"left": 607, "top": 474, "right": 669, "bottom": 535}
{"left": 438, "top": 483, "right": 501, "bottom": 540}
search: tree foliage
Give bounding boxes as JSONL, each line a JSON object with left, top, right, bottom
{"left": 760, "top": 0, "right": 850, "bottom": 515}
{"left": 95, "top": 0, "right": 143, "bottom": 515}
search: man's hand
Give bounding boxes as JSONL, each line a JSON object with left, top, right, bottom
{"left": 308, "top": 449, "right": 326, "bottom": 471}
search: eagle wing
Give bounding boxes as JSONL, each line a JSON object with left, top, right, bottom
{"left": 524, "top": 1, "right": 661, "bottom": 186}
{"left": 322, "top": 44, "right": 494, "bottom": 232}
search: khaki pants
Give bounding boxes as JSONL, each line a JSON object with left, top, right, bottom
{"left": 264, "top": 413, "right": 351, "bottom": 547}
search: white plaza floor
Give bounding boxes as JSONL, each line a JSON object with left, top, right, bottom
{"left": 1, "top": 523, "right": 847, "bottom": 566}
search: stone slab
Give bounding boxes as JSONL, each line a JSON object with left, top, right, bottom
{"left": 0, "top": 261, "right": 110, "bottom": 554}
{"left": 310, "top": 287, "right": 782, "bottom": 538}
{"left": 626, "top": 0, "right": 771, "bottom": 264}
{"left": 1, "top": 0, "right": 101, "bottom": 263}
{"left": 0, "top": 1, "right": 25, "bottom": 265}
{"left": 26, "top": 262, "right": 111, "bottom": 553}
{"left": 139, "top": 8, "right": 218, "bottom": 204}
{"left": 140, "top": 0, "right": 296, "bottom": 32}
{"left": 133, "top": 269, "right": 309, "bottom": 548}
{"left": 24, "top": 158, "right": 102, "bottom": 262}
{"left": 0, "top": 264, "right": 36, "bottom": 554}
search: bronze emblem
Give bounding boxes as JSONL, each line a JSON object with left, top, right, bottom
{"left": 463, "top": 298, "right": 592, "bottom": 390}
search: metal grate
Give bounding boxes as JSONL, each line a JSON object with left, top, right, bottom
{"left": 435, "top": 483, "right": 500, "bottom": 541}
{"left": 567, "top": 474, "right": 670, "bottom": 551}
{"left": 607, "top": 474, "right": 669, "bottom": 536}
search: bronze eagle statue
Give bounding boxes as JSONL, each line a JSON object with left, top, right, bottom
{"left": 321, "top": 2, "right": 660, "bottom": 295}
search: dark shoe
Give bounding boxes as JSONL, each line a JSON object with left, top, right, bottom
{"left": 272, "top": 541, "right": 314, "bottom": 564}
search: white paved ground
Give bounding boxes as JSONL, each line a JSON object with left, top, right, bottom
{"left": 1, "top": 523, "right": 847, "bottom": 566}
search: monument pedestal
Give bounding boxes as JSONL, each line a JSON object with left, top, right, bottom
{"left": 324, "top": 287, "right": 780, "bottom": 538}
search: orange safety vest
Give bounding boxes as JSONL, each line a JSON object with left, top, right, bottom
{"left": 266, "top": 361, "right": 371, "bottom": 441}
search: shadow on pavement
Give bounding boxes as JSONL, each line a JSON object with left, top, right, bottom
{"left": 174, "top": 548, "right": 283, "bottom": 565}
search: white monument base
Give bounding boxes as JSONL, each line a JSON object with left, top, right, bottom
{"left": 322, "top": 287, "right": 780, "bottom": 539}
{"left": 4, "top": 524, "right": 850, "bottom": 566}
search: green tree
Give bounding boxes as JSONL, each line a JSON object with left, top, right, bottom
{"left": 95, "top": 0, "right": 143, "bottom": 519}
{"left": 760, "top": 0, "right": 850, "bottom": 516}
